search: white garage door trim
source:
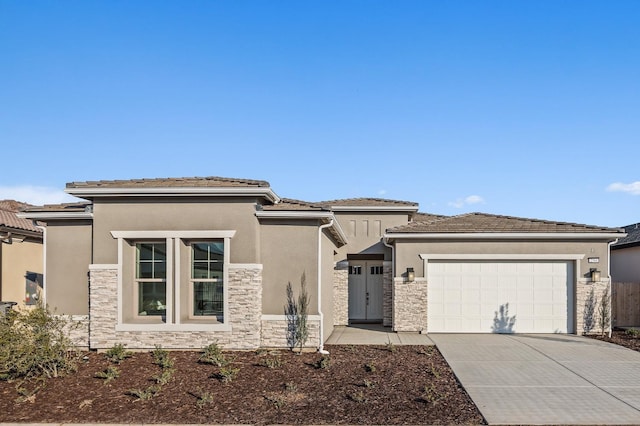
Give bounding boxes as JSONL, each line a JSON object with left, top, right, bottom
{"left": 423, "top": 254, "right": 582, "bottom": 334}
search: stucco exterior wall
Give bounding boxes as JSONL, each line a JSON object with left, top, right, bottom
{"left": 394, "top": 240, "right": 612, "bottom": 282}
{"left": 92, "top": 198, "right": 261, "bottom": 265}
{"left": 321, "top": 231, "right": 335, "bottom": 340}
{"left": 45, "top": 221, "right": 92, "bottom": 315}
{"left": 333, "top": 212, "right": 409, "bottom": 261}
{"left": 611, "top": 246, "right": 640, "bottom": 283}
{"left": 1, "top": 240, "right": 42, "bottom": 307}
{"left": 259, "top": 220, "right": 319, "bottom": 315}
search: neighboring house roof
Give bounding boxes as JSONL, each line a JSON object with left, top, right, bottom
{"left": 0, "top": 200, "right": 42, "bottom": 236}
{"left": 66, "top": 176, "right": 271, "bottom": 188}
{"left": 612, "top": 223, "right": 640, "bottom": 249}
{"left": 386, "top": 212, "right": 623, "bottom": 235}
{"left": 22, "top": 202, "right": 92, "bottom": 213}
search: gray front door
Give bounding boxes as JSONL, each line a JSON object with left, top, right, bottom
{"left": 348, "top": 261, "right": 383, "bottom": 322}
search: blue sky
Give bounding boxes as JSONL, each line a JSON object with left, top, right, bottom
{"left": 1, "top": 1, "right": 638, "bottom": 227}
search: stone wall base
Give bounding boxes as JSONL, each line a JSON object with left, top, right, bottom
{"left": 260, "top": 317, "right": 320, "bottom": 348}
{"left": 393, "top": 277, "right": 427, "bottom": 332}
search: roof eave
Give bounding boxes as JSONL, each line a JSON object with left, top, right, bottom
{"left": 384, "top": 232, "right": 626, "bottom": 240}
{"left": 17, "top": 211, "right": 94, "bottom": 221}
{"left": 255, "top": 210, "right": 348, "bottom": 245}
{"left": 330, "top": 206, "right": 419, "bottom": 212}
{"left": 65, "top": 187, "right": 281, "bottom": 204}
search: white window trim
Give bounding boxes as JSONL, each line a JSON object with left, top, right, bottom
{"left": 113, "top": 230, "right": 235, "bottom": 332}
{"left": 132, "top": 239, "right": 172, "bottom": 321}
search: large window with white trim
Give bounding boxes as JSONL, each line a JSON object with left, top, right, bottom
{"left": 112, "top": 230, "right": 235, "bottom": 331}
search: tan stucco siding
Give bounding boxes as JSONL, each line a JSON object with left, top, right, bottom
{"left": 333, "top": 212, "right": 409, "bottom": 260}
{"left": 394, "top": 240, "right": 611, "bottom": 280}
{"left": 260, "top": 221, "right": 319, "bottom": 315}
{"left": 612, "top": 246, "right": 640, "bottom": 283}
{"left": 92, "top": 198, "right": 261, "bottom": 265}
{"left": 321, "top": 230, "right": 335, "bottom": 339}
{"left": 46, "top": 222, "right": 92, "bottom": 315}
{"left": 1, "top": 240, "right": 42, "bottom": 307}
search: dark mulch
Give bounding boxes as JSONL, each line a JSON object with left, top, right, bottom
{"left": 0, "top": 345, "right": 484, "bottom": 425}
{"left": 589, "top": 329, "right": 640, "bottom": 352}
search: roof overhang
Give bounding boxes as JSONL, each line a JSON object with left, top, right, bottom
{"left": 17, "top": 211, "right": 94, "bottom": 221}
{"left": 384, "top": 232, "right": 626, "bottom": 241}
{"left": 255, "top": 210, "right": 348, "bottom": 245}
{"left": 65, "top": 187, "right": 281, "bottom": 204}
{"left": 330, "top": 206, "right": 419, "bottom": 212}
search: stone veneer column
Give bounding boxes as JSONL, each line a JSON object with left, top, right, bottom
{"left": 88, "top": 263, "right": 263, "bottom": 350}
{"left": 333, "top": 261, "right": 349, "bottom": 326}
{"left": 383, "top": 261, "right": 392, "bottom": 327}
{"left": 576, "top": 277, "right": 611, "bottom": 335}
{"left": 392, "top": 277, "right": 428, "bottom": 332}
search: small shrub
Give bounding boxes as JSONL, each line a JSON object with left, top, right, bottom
{"left": 153, "top": 368, "right": 174, "bottom": 385}
{"left": 196, "top": 391, "right": 214, "bottom": 408}
{"left": 284, "top": 381, "right": 297, "bottom": 392}
{"left": 127, "top": 385, "right": 160, "bottom": 400}
{"left": 314, "top": 355, "right": 330, "bottom": 369}
{"left": 625, "top": 328, "right": 640, "bottom": 337}
{"left": 260, "top": 355, "right": 283, "bottom": 369}
{"left": 216, "top": 366, "right": 239, "bottom": 383}
{"left": 362, "top": 379, "right": 375, "bottom": 388}
{"left": 385, "top": 342, "right": 396, "bottom": 353}
{"left": 422, "top": 383, "right": 445, "bottom": 405}
{"left": 427, "top": 364, "right": 440, "bottom": 379}
{"left": 348, "top": 390, "right": 367, "bottom": 403}
{"left": 0, "top": 302, "right": 78, "bottom": 387}
{"left": 265, "top": 393, "right": 287, "bottom": 409}
{"left": 151, "top": 345, "right": 173, "bottom": 369}
{"left": 200, "top": 342, "right": 229, "bottom": 367}
{"left": 94, "top": 366, "right": 120, "bottom": 384}
{"left": 104, "top": 343, "right": 132, "bottom": 364}
{"left": 364, "top": 362, "right": 376, "bottom": 373}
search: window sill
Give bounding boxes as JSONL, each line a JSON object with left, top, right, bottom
{"left": 116, "top": 323, "right": 232, "bottom": 332}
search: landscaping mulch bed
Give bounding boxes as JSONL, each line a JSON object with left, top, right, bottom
{"left": 0, "top": 345, "right": 484, "bottom": 425}
{"left": 589, "top": 329, "right": 640, "bottom": 352}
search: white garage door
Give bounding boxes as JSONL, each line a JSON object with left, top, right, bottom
{"left": 427, "top": 260, "right": 574, "bottom": 333}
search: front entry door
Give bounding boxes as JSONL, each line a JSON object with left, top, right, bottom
{"left": 348, "top": 261, "right": 383, "bottom": 322}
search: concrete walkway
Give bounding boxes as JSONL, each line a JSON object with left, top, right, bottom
{"left": 326, "top": 324, "right": 434, "bottom": 345}
{"left": 431, "top": 334, "right": 640, "bottom": 425}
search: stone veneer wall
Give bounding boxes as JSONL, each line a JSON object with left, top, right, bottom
{"left": 393, "top": 277, "right": 428, "bottom": 332}
{"left": 333, "top": 262, "right": 348, "bottom": 326}
{"left": 383, "top": 261, "right": 392, "bottom": 327}
{"left": 89, "top": 264, "right": 263, "bottom": 350}
{"left": 576, "top": 278, "right": 611, "bottom": 335}
{"left": 61, "top": 315, "right": 90, "bottom": 348}
{"left": 260, "top": 318, "right": 320, "bottom": 348}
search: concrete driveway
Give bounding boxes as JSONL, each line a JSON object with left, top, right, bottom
{"left": 431, "top": 334, "right": 640, "bottom": 425}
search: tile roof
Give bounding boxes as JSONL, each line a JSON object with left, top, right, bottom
{"left": 262, "top": 198, "right": 328, "bottom": 211}
{"left": 386, "top": 212, "right": 622, "bottom": 234}
{"left": 316, "top": 198, "right": 418, "bottom": 208}
{"left": 413, "top": 212, "right": 448, "bottom": 222}
{"left": 66, "top": 176, "right": 270, "bottom": 189}
{"left": 0, "top": 201, "right": 42, "bottom": 234}
{"left": 612, "top": 223, "right": 640, "bottom": 248}
{"left": 23, "top": 202, "right": 92, "bottom": 213}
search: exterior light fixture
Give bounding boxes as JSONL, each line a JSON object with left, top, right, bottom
{"left": 590, "top": 268, "right": 601, "bottom": 283}
{"left": 407, "top": 267, "right": 415, "bottom": 282}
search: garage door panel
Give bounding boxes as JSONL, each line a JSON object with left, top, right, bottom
{"left": 428, "top": 260, "right": 573, "bottom": 333}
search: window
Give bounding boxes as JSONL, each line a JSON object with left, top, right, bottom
{"left": 111, "top": 230, "right": 235, "bottom": 331}
{"left": 191, "top": 241, "right": 224, "bottom": 319}
{"left": 349, "top": 265, "right": 362, "bottom": 275}
{"left": 136, "top": 242, "right": 167, "bottom": 316}
{"left": 370, "top": 266, "right": 383, "bottom": 275}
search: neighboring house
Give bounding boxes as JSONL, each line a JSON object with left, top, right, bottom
{"left": 20, "top": 177, "right": 624, "bottom": 349}
{"left": 0, "top": 200, "right": 43, "bottom": 308}
{"left": 611, "top": 223, "right": 640, "bottom": 283}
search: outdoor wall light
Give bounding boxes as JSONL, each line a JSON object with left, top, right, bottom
{"left": 407, "top": 267, "right": 415, "bottom": 282}
{"left": 590, "top": 268, "right": 601, "bottom": 283}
